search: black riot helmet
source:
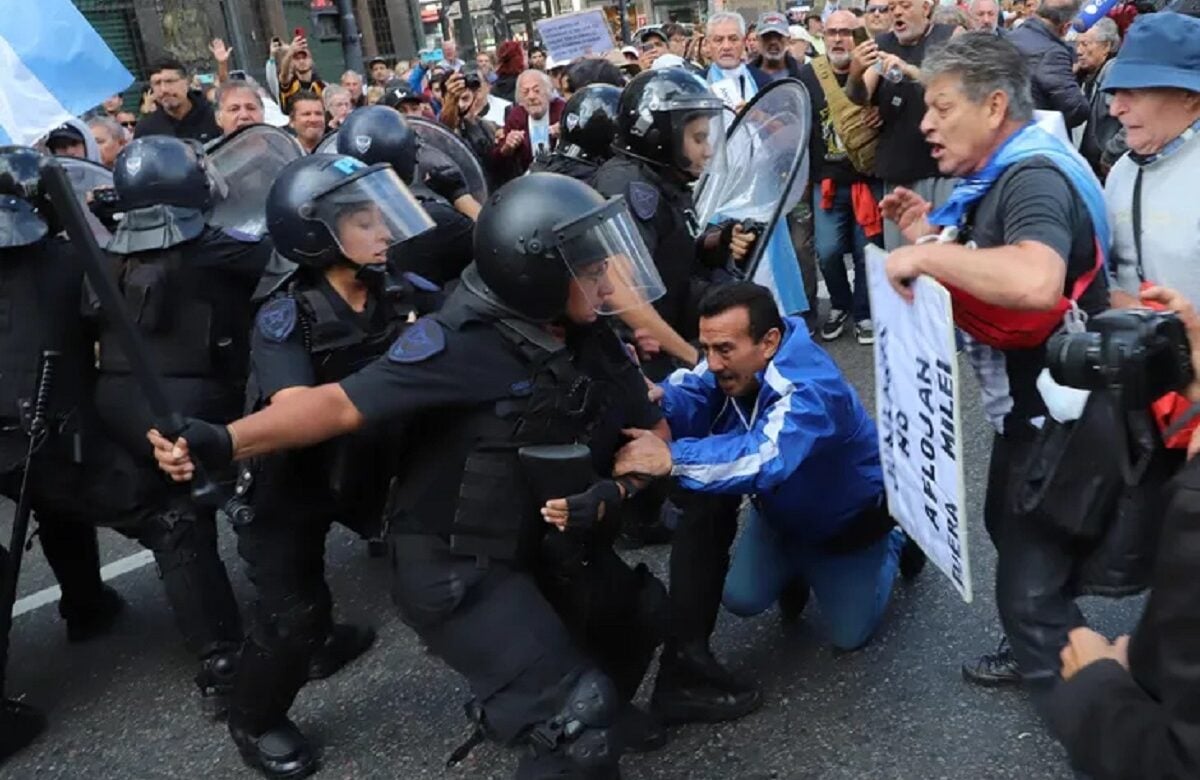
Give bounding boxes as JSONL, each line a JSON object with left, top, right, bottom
{"left": 615, "top": 68, "right": 728, "bottom": 180}
{"left": 113, "top": 136, "right": 211, "bottom": 212}
{"left": 471, "top": 173, "right": 665, "bottom": 322}
{"left": 559, "top": 84, "right": 622, "bottom": 163}
{"left": 336, "top": 106, "right": 420, "bottom": 185}
{"left": 0, "top": 146, "right": 54, "bottom": 248}
{"left": 266, "top": 153, "right": 434, "bottom": 269}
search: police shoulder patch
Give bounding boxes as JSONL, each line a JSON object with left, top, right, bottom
{"left": 387, "top": 317, "right": 446, "bottom": 363}
{"left": 627, "top": 181, "right": 659, "bottom": 221}
{"left": 402, "top": 271, "right": 441, "bottom": 293}
{"left": 257, "top": 297, "right": 297, "bottom": 343}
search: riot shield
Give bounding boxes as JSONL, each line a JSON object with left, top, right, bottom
{"left": 205, "top": 124, "right": 304, "bottom": 238}
{"left": 406, "top": 117, "right": 489, "bottom": 203}
{"left": 693, "top": 78, "right": 811, "bottom": 281}
{"left": 58, "top": 156, "right": 114, "bottom": 244}
{"left": 315, "top": 130, "right": 340, "bottom": 155}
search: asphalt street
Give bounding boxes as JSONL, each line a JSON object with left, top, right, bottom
{"left": 0, "top": 323, "right": 1143, "bottom": 780}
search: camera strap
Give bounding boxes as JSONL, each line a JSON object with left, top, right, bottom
{"left": 1132, "top": 167, "right": 1145, "bottom": 282}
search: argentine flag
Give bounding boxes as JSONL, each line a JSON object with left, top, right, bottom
{"left": 0, "top": 0, "right": 134, "bottom": 145}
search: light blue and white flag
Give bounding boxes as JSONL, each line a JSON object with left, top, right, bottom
{"left": 0, "top": 0, "right": 134, "bottom": 145}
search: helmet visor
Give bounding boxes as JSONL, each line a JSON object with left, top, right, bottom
{"left": 672, "top": 106, "right": 729, "bottom": 181}
{"left": 554, "top": 198, "right": 665, "bottom": 315}
{"left": 308, "top": 166, "right": 435, "bottom": 264}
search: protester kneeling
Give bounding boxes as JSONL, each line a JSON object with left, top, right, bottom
{"left": 616, "top": 283, "right": 921, "bottom": 652}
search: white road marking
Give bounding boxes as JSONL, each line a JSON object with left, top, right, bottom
{"left": 11, "top": 549, "right": 156, "bottom": 618}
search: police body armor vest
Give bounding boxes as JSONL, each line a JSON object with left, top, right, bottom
{"left": 386, "top": 295, "right": 609, "bottom": 563}
{"left": 94, "top": 244, "right": 249, "bottom": 381}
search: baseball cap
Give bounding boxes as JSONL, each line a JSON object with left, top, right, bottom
{"left": 758, "top": 11, "right": 790, "bottom": 37}
{"left": 1102, "top": 12, "right": 1200, "bottom": 94}
{"left": 639, "top": 26, "right": 669, "bottom": 43}
{"left": 46, "top": 124, "right": 86, "bottom": 146}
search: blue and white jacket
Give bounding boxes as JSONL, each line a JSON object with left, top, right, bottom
{"left": 661, "top": 317, "right": 884, "bottom": 544}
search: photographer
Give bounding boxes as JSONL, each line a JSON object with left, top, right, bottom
{"left": 438, "top": 70, "right": 503, "bottom": 184}
{"left": 1049, "top": 285, "right": 1200, "bottom": 780}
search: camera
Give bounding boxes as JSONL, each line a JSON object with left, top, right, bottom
{"left": 1047, "top": 309, "right": 1195, "bottom": 407}
{"left": 462, "top": 73, "right": 481, "bottom": 90}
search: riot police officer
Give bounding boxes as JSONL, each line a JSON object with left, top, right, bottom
{"left": 529, "top": 84, "right": 621, "bottom": 181}
{"left": 225, "top": 153, "right": 439, "bottom": 778}
{"left": 336, "top": 107, "right": 474, "bottom": 285}
{"left": 149, "top": 172, "right": 675, "bottom": 778}
{"left": 86, "top": 136, "right": 266, "bottom": 713}
{"left": 591, "top": 68, "right": 764, "bottom": 725}
{"left": 0, "top": 146, "right": 123, "bottom": 760}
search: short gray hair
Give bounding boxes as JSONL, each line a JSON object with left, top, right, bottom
{"left": 87, "top": 115, "right": 125, "bottom": 142}
{"left": 1037, "top": 0, "right": 1084, "bottom": 27}
{"left": 706, "top": 11, "right": 747, "bottom": 36}
{"left": 517, "top": 68, "right": 554, "bottom": 94}
{"left": 340, "top": 69, "right": 361, "bottom": 82}
{"left": 1089, "top": 17, "right": 1121, "bottom": 52}
{"left": 922, "top": 33, "right": 1035, "bottom": 122}
{"left": 214, "top": 80, "right": 264, "bottom": 110}
{"left": 323, "top": 84, "right": 351, "bottom": 110}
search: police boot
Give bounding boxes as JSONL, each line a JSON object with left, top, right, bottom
{"left": 615, "top": 703, "right": 666, "bottom": 754}
{"left": 228, "top": 641, "right": 316, "bottom": 779}
{"left": 515, "top": 669, "right": 622, "bottom": 780}
{"left": 306, "top": 623, "right": 376, "bottom": 681}
{"left": 195, "top": 643, "right": 240, "bottom": 719}
{"left": 60, "top": 584, "right": 125, "bottom": 643}
{"left": 650, "top": 641, "right": 761, "bottom": 726}
{"left": 0, "top": 699, "right": 45, "bottom": 761}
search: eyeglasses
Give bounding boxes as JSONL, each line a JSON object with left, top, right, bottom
{"left": 825, "top": 28, "right": 857, "bottom": 37}
{"left": 120, "top": 121, "right": 136, "bottom": 128}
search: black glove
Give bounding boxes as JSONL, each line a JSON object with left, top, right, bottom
{"left": 173, "top": 417, "right": 233, "bottom": 473}
{"left": 424, "top": 163, "right": 470, "bottom": 203}
{"left": 563, "top": 480, "right": 625, "bottom": 532}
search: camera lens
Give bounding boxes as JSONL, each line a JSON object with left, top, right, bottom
{"left": 1047, "top": 330, "right": 1104, "bottom": 390}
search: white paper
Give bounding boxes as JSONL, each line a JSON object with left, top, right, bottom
{"left": 534, "top": 10, "right": 615, "bottom": 64}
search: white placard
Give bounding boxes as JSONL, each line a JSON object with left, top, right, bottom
{"left": 866, "top": 245, "right": 972, "bottom": 603}
{"left": 534, "top": 10, "right": 615, "bottom": 64}
{"left": 709, "top": 78, "right": 743, "bottom": 110}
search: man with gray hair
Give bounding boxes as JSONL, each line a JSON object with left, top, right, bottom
{"left": 1009, "top": 0, "right": 1090, "bottom": 127}
{"left": 969, "top": 0, "right": 1003, "bottom": 32}
{"left": 1074, "top": 17, "right": 1123, "bottom": 174}
{"left": 705, "top": 11, "right": 770, "bottom": 103}
{"left": 87, "top": 115, "right": 127, "bottom": 168}
{"left": 214, "top": 80, "right": 265, "bottom": 136}
{"left": 339, "top": 69, "right": 366, "bottom": 107}
{"left": 880, "top": 32, "right": 1110, "bottom": 703}
{"left": 493, "top": 68, "right": 565, "bottom": 179}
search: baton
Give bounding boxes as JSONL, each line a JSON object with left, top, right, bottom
{"left": 38, "top": 159, "right": 253, "bottom": 526}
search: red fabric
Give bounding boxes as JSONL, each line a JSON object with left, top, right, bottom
{"left": 1137, "top": 281, "right": 1198, "bottom": 449}
{"left": 493, "top": 98, "right": 566, "bottom": 174}
{"left": 850, "top": 181, "right": 882, "bottom": 239}
{"left": 946, "top": 238, "right": 1103, "bottom": 351}
{"left": 1107, "top": 3, "right": 1140, "bottom": 36}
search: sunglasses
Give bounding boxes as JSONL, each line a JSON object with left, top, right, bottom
{"left": 866, "top": 5, "right": 890, "bottom": 11}
{"left": 120, "top": 121, "right": 137, "bottom": 128}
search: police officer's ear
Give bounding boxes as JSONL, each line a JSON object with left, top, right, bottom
{"left": 759, "top": 327, "right": 782, "bottom": 361}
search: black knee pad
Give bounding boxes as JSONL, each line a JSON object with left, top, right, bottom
{"left": 256, "top": 596, "right": 329, "bottom": 656}
{"left": 139, "top": 507, "right": 218, "bottom": 573}
{"left": 527, "top": 668, "right": 622, "bottom": 773}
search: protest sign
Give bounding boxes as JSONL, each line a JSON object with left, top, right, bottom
{"left": 535, "top": 10, "right": 616, "bottom": 64}
{"left": 866, "top": 245, "right": 972, "bottom": 602}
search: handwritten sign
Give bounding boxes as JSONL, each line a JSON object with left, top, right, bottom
{"left": 535, "top": 10, "right": 615, "bottom": 64}
{"left": 866, "top": 245, "right": 972, "bottom": 602}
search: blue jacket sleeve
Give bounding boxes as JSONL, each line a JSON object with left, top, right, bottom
{"left": 659, "top": 362, "right": 724, "bottom": 440}
{"left": 668, "top": 372, "right": 836, "bottom": 495}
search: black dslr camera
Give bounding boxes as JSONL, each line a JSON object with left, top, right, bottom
{"left": 1047, "top": 309, "right": 1195, "bottom": 407}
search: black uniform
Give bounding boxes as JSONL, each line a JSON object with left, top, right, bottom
{"left": 340, "top": 281, "right": 665, "bottom": 774}
{"left": 227, "top": 262, "right": 436, "bottom": 741}
{"left": 88, "top": 222, "right": 270, "bottom": 701}
{"left": 388, "top": 185, "right": 474, "bottom": 286}
{"left": 529, "top": 153, "right": 599, "bottom": 182}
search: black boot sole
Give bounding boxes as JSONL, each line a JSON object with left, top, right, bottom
{"left": 960, "top": 664, "right": 1022, "bottom": 688}
{"left": 236, "top": 749, "right": 318, "bottom": 780}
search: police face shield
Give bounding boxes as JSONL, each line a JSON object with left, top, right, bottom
{"left": 206, "top": 125, "right": 305, "bottom": 237}
{"left": 305, "top": 166, "right": 435, "bottom": 264}
{"left": 0, "top": 195, "right": 48, "bottom": 247}
{"left": 673, "top": 108, "right": 729, "bottom": 181}
{"left": 554, "top": 197, "right": 664, "bottom": 315}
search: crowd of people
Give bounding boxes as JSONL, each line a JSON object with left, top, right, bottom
{"left": 4, "top": 0, "right": 1200, "bottom": 778}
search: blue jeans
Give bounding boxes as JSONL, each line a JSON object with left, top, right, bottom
{"left": 722, "top": 506, "right": 902, "bottom": 651}
{"left": 812, "top": 183, "right": 879, "bottom": 322}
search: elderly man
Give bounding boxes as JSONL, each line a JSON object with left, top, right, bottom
{"left": 751, "top": 12, "right": 806, "bottom": 79}
{"left": 88, "top": 116, "right": 127, "bottom": 168}
{"left": 440, "top": 39, "right": 465, "bottom": 71}
{"left": 214, "top": 81, "right": 265, "bottom": 136}
{"left": 881, "top": 33, "right": 1110, "bottom": 701}
{"left": 1075, "top": 18, "right": 1123, "bottom": 175}
{"left": 492, "top": 68, "right": 565, "bottom": 179}
{"left": 847, "top": 0, "right": 960, "bottom": 250}
{"left": 970, "top": 0, "right": 1003, "bottom": 31}
{"left": 1009, "top": 0, "right": 1090, "bottom": 128}
{"left": 1103, "top": 13, "right": 1200, "bottom": 310}
{"left": 705, "top": 12, "right": 770, "bottom": 104}
{"left": 340, "top": 70, "right": 366, "bottom": 107}
{"left": 322, "top": 85, "right": 353, "bottom": 129}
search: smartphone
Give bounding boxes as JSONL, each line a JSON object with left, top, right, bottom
{"left": 294, "top": 26, "right": 306, "bottom": 39}
{"left": 852, "top": 27, "right": 870, "bottom": 46}
{"left": 228, "top": 69, "right": 248, "bottom": 81}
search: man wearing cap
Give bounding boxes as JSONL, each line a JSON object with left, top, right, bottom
{"left": 277, "top": 35, "right": 327, "bottom": 114}
{"left": 640, "top": 27, "right": 671, "bottom": 70}
{"left": 368, "top": 56, "right": 390, "bottom": 87}
{"left": 1101, "top": 12, "right": 1200, "bottom": 310}
{"left": 751, "top": 12, "right": 806, "bottom": 79}
{"left": 44, "top": 124, "right": 89, "bottom": 159}
{"left": 1047, "top": 27, "right": 1200, "bottom": 773}
{"left": 380, "top": 81, "right": 432, "bottom": 118}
